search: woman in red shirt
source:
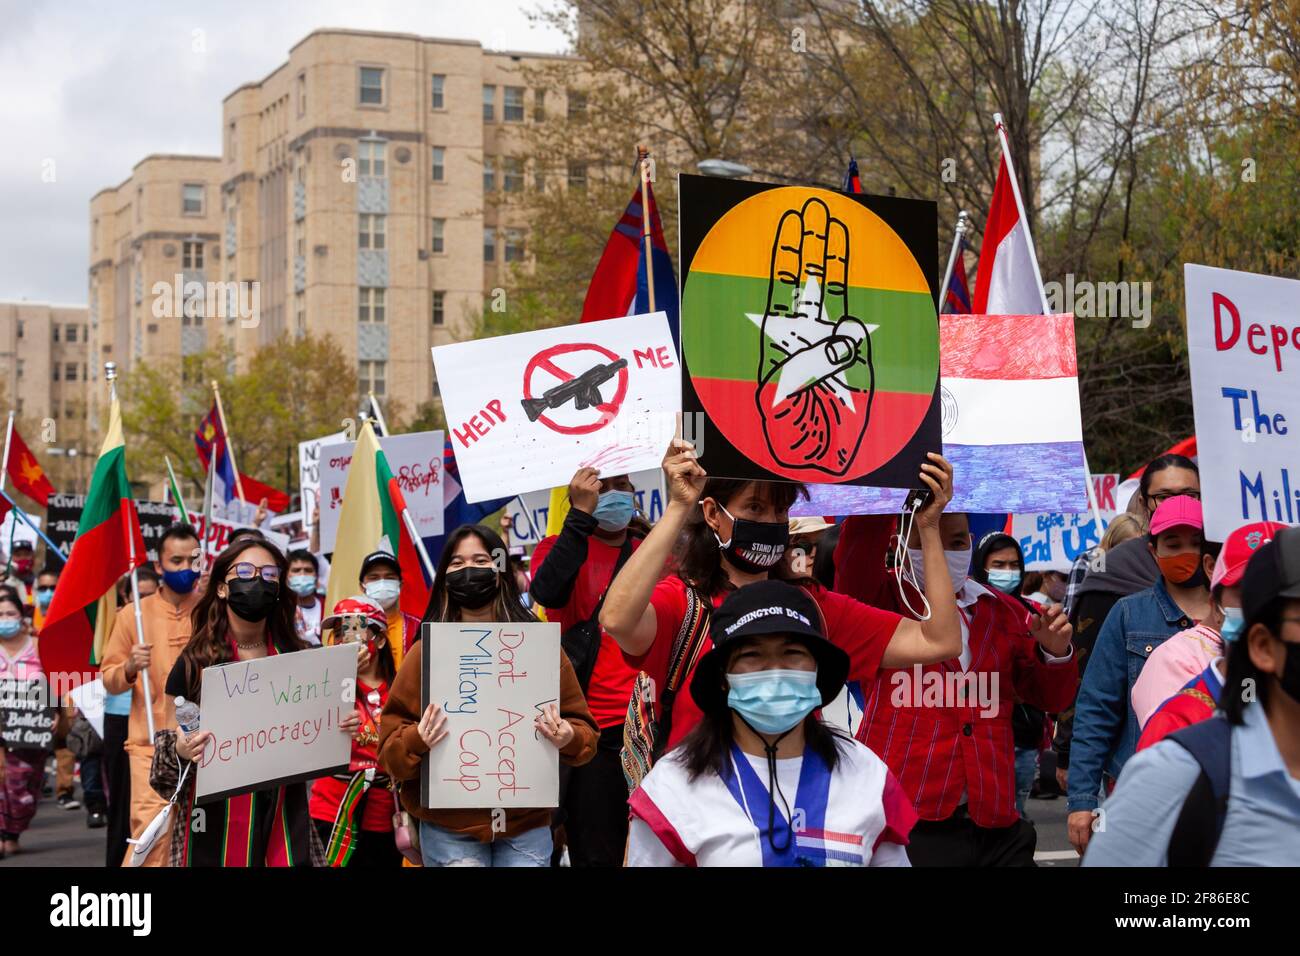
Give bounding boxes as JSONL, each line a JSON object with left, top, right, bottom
{"left": 309, "top": 595, "right": 401, "bottom": 867}
{"left": 600, "top": 438, "right": 964, "bottom": 766}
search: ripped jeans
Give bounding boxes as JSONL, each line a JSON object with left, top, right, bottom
{"left": 419, "top": 821, "right": 552, "bottom": 867}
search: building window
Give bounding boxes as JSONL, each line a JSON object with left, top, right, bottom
{"left": 534, "top": 162, "right": 546, "bottom": 192}
{"left": 182, "top": 184, "right": 205, "bottom": 215}
{"left": 431, "top": 218, "right": 445, "bottom": 254}
{"left": 16, "top": 360, "right": 23, "bottom": 380}
{"left": 53, "top": 364, "right": 60, "bottom": 381}
{"left": 504, "top": 86, "right": 525, "bottom": 122}
{"left": 567, "top": 90, "right": 587, "bottom": 119}
{"left": 432, "top": 290, "right": 445, "bottom": 326}
{"left": 137, "top": 186, "right": 143, "bottom": 222}
{"left": 296, "top": 295, "right": 305, "bottom": 336}
{"left": 16, "top": 320, "right": 22, "bottom": 339}
{"left": 65, "top": 363, "right": 78, "bottom": 382}
{"left": 359, "top": 359, "right": 386, "bottom": 397}
{"left": 359, "top": 140, "right": 386, "bottom": 177}
{"left": 483, "top": 227, "right": 496, "bottom": 263}
{"left": 483, "top": 155, "right": 496, "bottom": 192}
{"left": 183, "top": 241, "right": 203, "bottom": 269}
{"left": 482, "top": 85, "right": 495, "bottom": 121}
{"left": 359, "top": 67, "right": 385, "bottom": 105}
{"left": 66, "top": 325, "right": 77, "bottom": 343}
{"left": 567, "top": 162, "right": 588, "bottom": 191}
{"left": 359, "top": 214, "right": 386, "bottom": 250}
{"left": 503, "top": 156, "right": 524, "bottom": 193}
{"left": 297, "top": 72, "right": 306, "bottom": 116}
{"left": 431, "top": 146, "right": 445, "bottom": 182}
{"left": 431, "top": 74, "right": 445, "bottom": 109}
{"left": 359, "top": 287, "right": 386, "bottom": 323}
{"left": 534, "top": 89, "right": 546, "bottom": 122}
{"left": 53, "top": 324, "right": 60, "bottom": 343}
{"left": 505, "top": 229, "right": 526, "bottom": 263}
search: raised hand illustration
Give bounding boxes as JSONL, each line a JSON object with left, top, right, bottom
{"left": 752, "top": 196, "right": 875, "bottom": 477}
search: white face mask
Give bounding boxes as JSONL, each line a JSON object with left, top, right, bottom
{"left": 364, "top": 579, "right": 400, "bottom": 611}
{"left": 907, "top": 547, "right": 972, "bottom": 595}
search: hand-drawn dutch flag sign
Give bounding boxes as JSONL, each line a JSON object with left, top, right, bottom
{"left": 679, "top": 174, "right": 942, "bottom": 488}
{"left": 432, "top": 312, "right": 679, "bottom": 503}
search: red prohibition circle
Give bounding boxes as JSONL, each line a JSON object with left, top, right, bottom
{"left": 521, "top": 342, "right": 630, "bottom": 435}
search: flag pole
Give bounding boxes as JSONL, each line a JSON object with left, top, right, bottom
{"left": 938, "top": 210, "right": 970, "bottom": 313}
{"left": 991, "top": 113, "right": 1051, "bottom": 315}
{"left": 201, "top": 447, "right": 215, "bottom": 574}
{"left": 210, "top": 380, "right": 248, "bottom": 504}
{"left": 0, "top": 488, "right": 68, "bottom": 562}
{"left": 164, "top": 455, "right": 189, "bottom": 521}
{"left": 107, "top": 362, "right": 155, "bottom": 740}
{"left": 0, "top": 410, "right": 14, "bottom": 495}
{"left": 369, "top": 392, "right": 389, "bottom": 437}
{"left": 637, "top": 144, "right": 656, "bottom": 312}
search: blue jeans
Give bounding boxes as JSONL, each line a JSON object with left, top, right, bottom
{"left": 1014, "top": 747, "right": 1039, "bottom": 818}
{"left": 419, "top": 821, "right": 552, "bottom": 867}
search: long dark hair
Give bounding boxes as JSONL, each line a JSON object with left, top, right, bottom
{"left": 1221, "top": 597, "right": 1282, "bottom": 725}
{"left": 676, "top": 478, "right": 811, "bottom": 596}
{"left": 423, "top": 524, "right": 537, "bottom": 625}
{"left": 177, "top": 537, "right": 306, "bottom": 702}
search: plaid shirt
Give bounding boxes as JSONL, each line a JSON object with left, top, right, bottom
{"left": 1063, "top": 548, "right": 1096, "bottom": 618}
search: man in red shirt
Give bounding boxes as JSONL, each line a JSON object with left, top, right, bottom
{"left": 530, "top": 467, "right": 643, "bottom": 866}
{"left": 835, "top": 513, "right": 1078, "bottom": 866}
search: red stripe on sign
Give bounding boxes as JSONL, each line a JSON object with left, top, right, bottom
{"left": 940, "top": 313, "right": 1077, "bottom": 380}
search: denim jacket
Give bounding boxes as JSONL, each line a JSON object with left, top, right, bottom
{"left": 1066, "top": 577, "right": 1195, "bottom": 813}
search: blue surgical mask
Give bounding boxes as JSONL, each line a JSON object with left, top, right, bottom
{"left": 592, "top": 490, "right": 635, "bottom": 533}
{"left": 35, "top": 587, "right": 55, "bottom": 609}
{"left": 1220, "top": 605, "right": 1245, "bottom": 643}
{"left": 987, "top": 569, "right": 1022, "bottom": 594}
{"left": 0, "top": 619, "right": 22, "bottom": 638}
{"left": 162, "top": 568, "right": 201, "bottom": 594}
{"left": 364, "top": 579, "right": 401, "bottom": 610}
{"left": 726, "top": 669, "right": 821, "bottom": 735}
{"left": 288, "top": 574, "right": 317, "bottom": 597}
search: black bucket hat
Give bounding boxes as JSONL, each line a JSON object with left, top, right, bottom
{"left": 689, "top": 579, "right": 850, "bottom": 714}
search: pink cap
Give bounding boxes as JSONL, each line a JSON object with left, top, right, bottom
{"left": 1149, "top": 495, "right": 1203, "bottom": 537}
{"left": 1211, "top": 520, "right": 1287, "bottom": 591}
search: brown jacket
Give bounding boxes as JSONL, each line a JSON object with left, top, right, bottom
{"left": 378, "top": 636, "right": 598, "bottom": 842}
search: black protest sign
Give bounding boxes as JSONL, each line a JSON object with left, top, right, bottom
{"left": 47, "top": 494, "right": 178, "bottom": 561}
{"left": 0, "top": 678, "right": 56, "bottom": 752}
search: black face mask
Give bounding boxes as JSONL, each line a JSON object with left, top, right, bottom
{"left": 225, "top": 578, "right": 280, "bottom": 623}
{"left": 713, "top": 504, "right": 789, "bottom": 574}
{"left": 1279, "top": 640, "right": 1300, "bottom": 704}
{"left": 446, "top": 567, "right": 500, "bottom": 610}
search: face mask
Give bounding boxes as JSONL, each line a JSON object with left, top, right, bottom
{"left": 726, "top": 669, "right": 821, "bottom": 735}
{"left": 162, "top": 567, "right": 201, "bottom": 594}
{"left": 907, "top": 547, "right": 972, "bottom": 594}
{"left": 1280, "top": 640, "right": 1300, "bottom": 705}
{"left": 1156, "top": 551, "right": 1203, "bottom": 586}
{"left": 364, "top": 579, "right": 401, "bottom": 610}
{"left": 592, "top": 490, "right": 635, "bottom": 533}
{"left": 225, "top": 578, "right": 280, "bottom": 623}
{"left": 0, "top": 619, "right": 22, "bottom": 639}
{"left": 445, "top": 567, "right": 500, "bottom": 610}
{"left": 713, "top": 504, "right": 789, "bottom": 574}
{"left": 1219, "top": 605, "right": 1245, "bottom": 643}
{"left": 12, "top": 558, "right": 33, "bottom": 578}
{"left": 288, "top": 574, "right": 317, "bottom": 597}
{"left": 987, "top": 569, "right": 1022, "bottom": 595}
{"left": 35, "top": 587, "right": 55, "bottom": 610}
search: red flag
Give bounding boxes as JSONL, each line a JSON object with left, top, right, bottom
{"left": 6, "top": 426, "right": 55, "bottom": 505}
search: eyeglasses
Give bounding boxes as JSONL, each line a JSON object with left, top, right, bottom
{"left": 1146, "top": 490, "right": 1201, "bottom": 504}
{"left": 228, "top": 562, "right": 281, "bottom": 583}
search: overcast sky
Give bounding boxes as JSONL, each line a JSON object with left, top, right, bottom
{"left": 0, "top": 0, "right": 568, "bottom": 306}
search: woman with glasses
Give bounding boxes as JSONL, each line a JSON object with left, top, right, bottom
{"left": 165, "top": 538, "right": 359, "bottom": 866}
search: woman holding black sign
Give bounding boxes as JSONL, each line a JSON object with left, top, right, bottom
{"left": 0, "top": 591, "right": 47, "bottom": 857}
{"left": 378, "top": 524, "right": 598, "bottom": 867}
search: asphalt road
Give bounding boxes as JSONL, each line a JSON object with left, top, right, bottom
{"left": 1, "top": 779, "right": 108, "bottom": 867}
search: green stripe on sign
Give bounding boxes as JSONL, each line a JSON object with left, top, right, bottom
{"left": 682, "top": 273, "right": 938, "bottom": 394}
{"left": 76, "top": 445, "right": 132, "bottom": 534}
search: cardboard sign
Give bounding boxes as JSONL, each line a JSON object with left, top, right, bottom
{"left": 679, "top": 175, "right": 942, "bottom": 488}
{"left": 1010, "top": 474, "right": 1121, "bottom": 572}
{"left": 194, "top": 645, "right": 356, "bottom": 802}
{"left": 299, "top": 431, "right": 348, "bottom": 538}
{"left": 503, "top": 468, "right": 665, "bottom": 547}
{"left": 318, "top": 430, "right": 446, "bottom": 552}
{"left": 1186, "top": 264, "right": 1300, "bottom": 540}
{"left": 421, "top": 622, "right": 561, "bottom": 809}
{"left": 0, "top": 678, "right": 56, "bottom": 752}
{"left": 432, "top": 313, "right": 679, "bottom": 503}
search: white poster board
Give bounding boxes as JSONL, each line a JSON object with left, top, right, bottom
{"left": 318, "top": 430, "right": 446, "bottom": 552}
{"left": 68, "top": 678, "right": 106, "bottom": 740}
{"left": 503, "top": 468, "right": 666, "bottom": 548}
{"left": 299, "top": 430, "right": 347, "bottom": 538}
{"left": 186, "top": 513, "right": 290, "bottom": 559}
{"left": 421, "top": 622, "right": 561, "bottom": 809}
{"left": 195, "top": 644, "right": 356, "bottom": 802}
{"left": 0, "top": 511, "right": 40, "bottom": 551}
{"left": 432, "top": 312, "right": 680, "bottom": 503}
{"left": 1186, "top": 264, "right": 1300, "bottom": 540}
{"left": 1010, "top": 474, "right": 1121, "bottom": 571}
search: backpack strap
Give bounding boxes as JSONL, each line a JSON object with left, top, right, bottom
{"left": 1165, "top": 715, "right": 1232, "bottom": 867}
{"left": 653, "top": 585, "right": 712, "bottom": 762}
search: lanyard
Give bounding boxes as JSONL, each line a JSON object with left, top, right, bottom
{"left": 721, "top": 743, "right": 833, "bottom": 867}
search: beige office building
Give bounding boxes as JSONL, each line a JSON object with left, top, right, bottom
{"left": 91, "top": 29, "right": 578, "bottom": 433}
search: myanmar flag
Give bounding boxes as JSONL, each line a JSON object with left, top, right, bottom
{"left": 38, "top": 397, "right": 146, "bottom": 687}
{"left": 324, "top": 422, "right": 429, "bottom": 656}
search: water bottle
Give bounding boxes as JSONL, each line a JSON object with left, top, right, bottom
{"left": 174, "top": 696, "right": 200, "bottom": 735}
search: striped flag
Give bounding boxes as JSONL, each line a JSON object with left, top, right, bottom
{"left": 943, "top": 235, "right": 973, "bottom": 314}
{"left": 38, "top": 396, "right": 146, "bottom": 684}
{"left": 842, "top": 157, "right": 863, "bottom": 194}
{"left": 972, "top": 153, "right": 1044, "bottom": 316}
{"left": 164, "top": 456, "right": 188, "bottom": 522}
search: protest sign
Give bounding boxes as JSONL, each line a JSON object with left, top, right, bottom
{"left": 194, "top": 644, "right": 355, "bottom": 802}
{"left": 48, "top": 494, "right": 177, "bottom": 560}
{"left": 791, "top": 312, "right": 1087, "bottom": 516}
{"left": 503, "top": 468, "right": 665, "bottom": 547}
{"left": 317, "top": 430, "right": 446, "bottom": 552}
{"left": 68, "top": 678, "right": 106, "bottom": 740}
{"left": 0, "top": 511, "right": 40, "bottom": 551}
{"left": 0, "top": 677, "right": 56, "bottom": 752}
{"left": 432, "top": 312, "right": 679, "bottom": 503}
{"left": 679, "top": 174, "right": 942, "bottom": 488}
{"left": 1010, "top": 474, "right": 1121, "bottom": 571}
{"left": 1186, "top": 264, "right": 1300, "bottom": 540}
{"left": 299, "top": 430, "right": 347, "bottom": 538}
{"left": 422, "top": 622, "right": 561, "bottom": 809}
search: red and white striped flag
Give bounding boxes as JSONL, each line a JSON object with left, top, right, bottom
{"left": 973, "top": 118, "right": 1047, "bottom": 316}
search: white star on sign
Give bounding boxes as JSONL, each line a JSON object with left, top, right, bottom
{"left": 746, "top": 276, "right": 877, "bottom": 405}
